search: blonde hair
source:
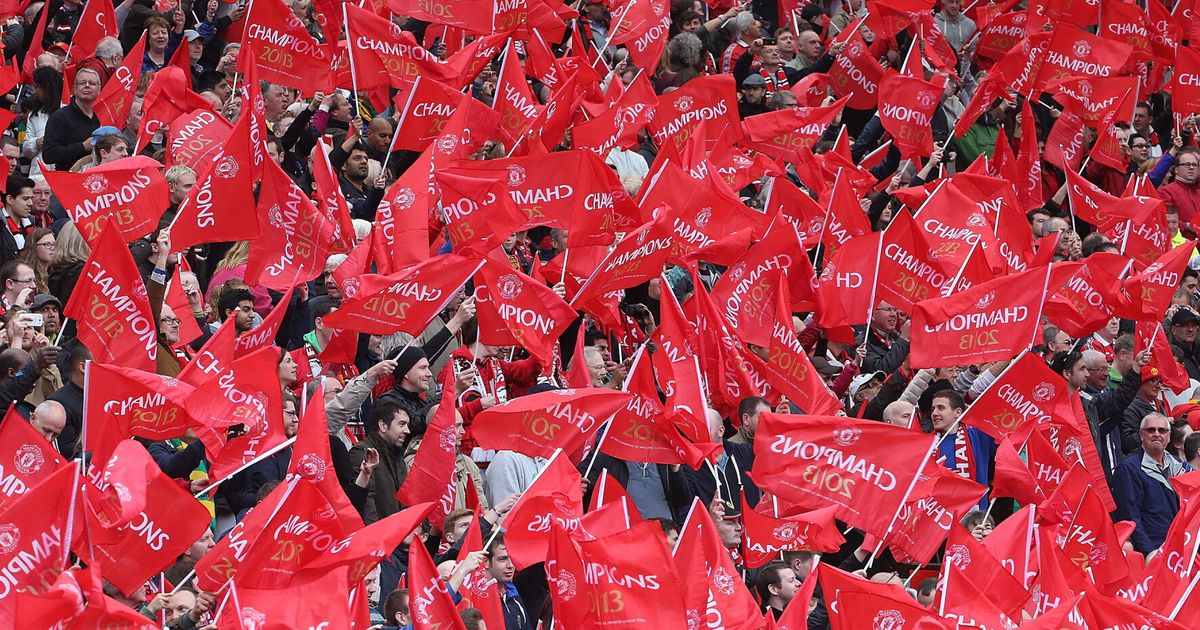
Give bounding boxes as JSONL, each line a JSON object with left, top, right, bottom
{"left": 51, "top": 222, "right": 90, "bottom": 264}
{"left": 214, "top": 241, "right": 250, "bottom": 273}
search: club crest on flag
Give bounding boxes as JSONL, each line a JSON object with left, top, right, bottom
{"left": 975, "top": 291, "right": 996, "bottom": 309}
{"left": 267, "top": 205, "right": 284, "bottom": 229}
{"left": 966, "top": 213, "right": 988, "bottom": 228}
{"left": 695, "top": 208, "right": 713, "bottom": 228}
{"left": 1031, "top": 382, "right": 1055, "bottom": 402}
{"left": 14, "top": 444, "right": 44, "bottom": 474}
{"left": 675, "top": 96, "right": 693, "bottom": 111}
{"left": 772, "top": 523, "right": 799, "bottom": 542}
{"left": 438, "top": 426, "right": 457, "bottom": 452}
{"left": 497, "top": 274, "right": 523, "bottom": 299}
{"left": 1073, "top": 40, "right": 1091, "bottom": 57}
{"left": 215, "top": 156, "right": 240, "bottom": 179}
{"left": 0, "top": 523, "right": 18, "bottom": 553}
{"left": 296, "top": 453, "right": 326, "bottom": 481}
{"left": 82, "top": 173, "right": 108, "bottom": 194}
{"left": 506, "top": 164, "right": 526, "bottom": 186}
{"left": 712, "top": 566, "right": 737, "bottom": 595}
{"left": 945, "top": 544, "right": 970, "bottom": 569}
{"left": 873, "top": 609, "right": 905, "bottom": 630}
{"left": 728, "top": 262, "right": 746, "bottom": 282}
{"left": 554, "top": 569, "right": 578, "bottom": 600}
{"left": 241, "top": 607, "right": 267, "bottom": 629}
{"left": 916, "top": 91, "right": 937, "bottom": 109}
{"left": 832, "top": 426, "right": 862, "bottom": 446}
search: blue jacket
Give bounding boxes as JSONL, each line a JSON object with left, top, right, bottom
{"left": 1113, "top": 449, "right": 1192, "bottom": 553}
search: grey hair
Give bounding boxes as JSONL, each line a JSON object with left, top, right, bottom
{"left": 95, "top": 37, "right": 123, "bottom": 60}
{"left": 666, "top": 32, "right": 703, "bottom": 68}
{"left": 1142, "top": 412, "right": 1172, "bottom": 431}
{"left": 731, "top": 11, "right": 754, "bottom": 35}
{"left": 1080, "top": 349, "right": 1107, "bottom": 368}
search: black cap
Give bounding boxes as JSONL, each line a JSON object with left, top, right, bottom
{"left": 1172, "top": 309, "right": 1200, "bottom": 326}
{"left": 388, "top": 344, "right": 429, "bottom": 379}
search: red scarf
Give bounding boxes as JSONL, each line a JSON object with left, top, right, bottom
{"left": 757, "top": 64, "right": 789, "bottom": 92}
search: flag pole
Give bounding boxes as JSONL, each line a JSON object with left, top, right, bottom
{"left": 864, "top": 417, "right": 962, "bottom": 570}
{"left": 484, "top": 448, "right": 563, "bottom": 551}
{"left": 54, "top": 317, "right": 70, "bottom": 346}
{"left": 343, "top": 3, "right": 363, "bottom": 122}
{"left": 197, "top": 435, "right": 298, "bottom": 498}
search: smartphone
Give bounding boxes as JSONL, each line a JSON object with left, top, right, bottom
{"left": 762, "top": 37, "right": 777, "bottom": 46}
{"left": 19, "top": 313, "right": 42, "bottom": 328}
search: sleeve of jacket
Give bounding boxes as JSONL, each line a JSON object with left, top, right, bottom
{"left": 0, "top": 360, "right": 39, "bottom": 410}
{"left": 326, "top": 372, "right": 375, "bottom": 435}
{"left": 1119, "top": 399, "right": 1149, "bottom": 456}
{"left": 862, "top": 336, "right": 909, "bottom": 375}
{"left": 863, "top": 370, "right": 909, "bottom": 420}
{"left": 1113, "top": 461, "right": 1154, "bottom": 553}
{"left": 732, "top": 49, "right": 754, "bottom": 87}
{"left": 146, "top": 439, "right": 207, "bottom": 479}
{"left": 41, "top": 113, "right": 89, "bottom": 168}
{"left": 665, "top": 464, "right": 697, "bottom": 523}
{"left": 1095, "top": 368, "right": 1142, "bottom": 434}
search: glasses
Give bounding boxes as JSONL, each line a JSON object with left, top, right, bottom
{"left": 160, "top": 316, "right": 181, "bottom": 326}
{"left": 1131, "top": 143, "right": 1149, "bottom": 149}
{"left": 36, "top": 241, "right": 54, "bottom": 249}
{"left": 13, "top": 278, "right": 35, "bottom": 285}
{"left": 1179, "top": 162, "right": 1200, "bottom": 168}
{"left": 1142, "top": 427, "right": 1170, "bottom": 434}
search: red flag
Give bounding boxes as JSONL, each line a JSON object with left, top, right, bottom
{"left": 0, "top": 406, "right": 67, "bottom": 512}
{"left": 293, "top": 503, "right": 435, "bottom": 588}
{"left": 878, "top": 71, "right": 941, "bottom": 158}
{"left": 407, "top": 530, "right": 467, "bottom": 630}
{"left": 960, "top": 352, "right": 1074, "bottom": 439}
{"left": 1170, "top": 40, "right": 1200, "bottom": 119}
{"left": 1053, "top": 75, "right": 1139, "bottom": 126}
{"left": 573, "top": 71, "right": 657, "bottom": 156}
{"left": 170, "top": 106, "right": 263, "bottom": 251}
{"left": 135, "top": 66, "right": 217, "bottom": 152}
{"left": 991, "top": 432, "right": 1046, "bottom": 506}
{"left": 238, "top": 0, "right": 333, "bottom": 93}
{"left": 821, "top": 563, "right": 950, "bottom": 629}
{"left": 435, "top": 173, "right": 523, "bottom": 258}
{"left": 1119, "top": 242, "right": 1196, "bottom": 321}
{"left": 1043, "top": 252, "right": 1129, "bottom": 338}
{"left": 570, "top": 217, "right": 673, "bottom": 311}
{"left": 94, "top": 35, "right": 145, "bottom": 128}
{"left": 44, "top": 156, "right": 169, "bottom": 246}
{"left": 910, "top": 263, "right": 1079, "bottom": 368}
{"left": 192, "top": 351, "right": 286, "bottom": 480}
{"left": 474, "top": 261, "right": 577, "bottom": 365}
{"left": 492, "top": 41, "right": 542, "bottom": 143}
{"left": 322, "top": 255, "right": 482, "bottom": 335}
{"left": 84, "top": 362, "right": 193, "bottom": 463}
{"left": 829, "top": 30, "right": 885, "bottom": 110}
{"left": 1135, "top": 322, "right": 1191, "bottom": 393}
{"left": 609, "top": 0, "right": 671, "bottom": 69}
{"left": 673, "top": 498, "right": 762, "bottom": 629}
{"left": 1054, "top": 476, "right": 1131, "bottom": 588}
{"left": 503, "top": 454, "right": 584, "bottom": 569}
{"left": 883, "top": 460, "right": 987, "bottom": 565}
{"left": 393, "top": 75, "right": 466, "bottom": 152}
{"left": 547, "top": 519, "right": 687, "bottom": 628}
{"left": 752, "top": 412, "right": 932, "bottom": 540}
{"left": 86, "top": 443, "right": 210, "bottom": 595}
{"left": 874, "top": 209, "right": 952, "bottom": 313}
{"left": 395, "top": 369, "right": 459, "bottom": 525}
{"left": 71, "top": 0, "right": 118, "bottom": 59}
{"left": 1035, "top": 26, "right": 1133, "bottom": 88}
{"left": 0, "top": 464, "right": 82, "bottom": 623}
{"left": 230, "top": 566, "right": 357, "bottom": 629}
{"left": 741, "top": 96, "right": 849, "bottom": 161}
{"left": 472, "top": 388, "right": 631, "bottom": 459}
{"left": 943, "top": 523, "right": 1031, "bottom": 616}
{"left": 310, "top": 140, "right": 356, "bottom": 254}
{"left": 232, "top": 288, "right": 293, "bottom": 357}
{"left": 63, "top": 218, "right": 157, "bottom": 371}
{"left": 647, "top": 74, "right": 741, "bottom": 152}
{"left": 372, "top": 156, "right": 436, "bottom": 275}
{"left": 976, "top": 11, "right": 1027, "bottom": 61}
{"left": 815, "top": 231, "right": 882, "bottom": 328}
{"left": 245, "top": 159, "right": 337, "bottom": 290}
{"left": 455, "top": 513, "right": 506, "bottom": 629}
{"left": 166, "top": 108, "right": 234, "bottom": 172}
{"left": 288, "top": 383, "right": 363, "bottom": 531}
{"left": 742, "top": 500, "right": 843, "bottom": 568}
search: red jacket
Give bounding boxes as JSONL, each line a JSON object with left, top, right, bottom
{"left": 1160, "top": 177, "right": 1200, "bottom": 223}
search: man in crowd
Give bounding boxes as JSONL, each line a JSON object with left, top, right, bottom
{"left": 1115, "top": 413, "right": 1193, "bottom": 554}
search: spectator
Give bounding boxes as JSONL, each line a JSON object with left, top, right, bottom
{"left": 41, "top": 67, "right": 101, "bottom": 172}
{"left": 349, "top": 403, "right": 411, "bottom": 523}
{"left": 1114, "top": 413, "right": 1193, "bottom": 554}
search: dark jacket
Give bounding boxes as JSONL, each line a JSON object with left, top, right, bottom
{"left": 1113, "top": 449, "right": 1191, "bottom": 553}
{"left": 583, "top": 452, "right": 696, "bottom": 524}
{"left": 221, "top": 445, "right": 292, "bottom": 516}
{"left": 1170, "top": 336, "right": 1200, "bottom": 381}
{"left": 1120, "top": 394, "right": 1162, "bottom": 457}
{"left": 46, "top": 379, "right": 83, "bottom": 458}
{"left": 685, "top": 439, "right": 760, "bottom": 509}
{"left": 1083, "top": 368, "right": 1143, "bottom": 479}
{"left": 348, "top": 432, "right": 407, "bottom": 523}
{"left": 41, "top": 100, "right": 100, "bottom": 171}
{"left": 143, "top": 439, "right": 207, "bottom": 480}
{"left": 47, "top": 259, "right": 85, "bottom": 306}
{"left": 862, "top": 329, "right": 909, "bottom": 376}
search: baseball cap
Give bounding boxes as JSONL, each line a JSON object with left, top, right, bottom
{"left": 849, "top": 371, "right": 886, "bottom": 399}
{"left": 31, "top": 294, "right": 61, "bottom": 310}
{"left": 183, "top": 29, "right": 202, "bottom": 42}
{"left": 810, "top": 356, "right": 841, "bottom": 376}
{"left": 1172, "top": 309, "right": 1200, "bottom": 327}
